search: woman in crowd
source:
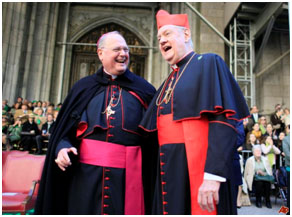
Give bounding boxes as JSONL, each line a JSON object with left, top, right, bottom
{"left": 251, "top": 123, "right": 262, "bottom": 141}
{"left": 261, "top": 136, "right": 281, "bottom": 169}
{"left": 244, "top": 133, "right": 259, "bottom": 150}
{"left": 258, "top": 116, "right": 267, "bottom": 135}
{"left": 275, "top": 132, "right": 286, "bottom": 168}
{"left": 244, "top": 145, "right": 273, "bottom": 209}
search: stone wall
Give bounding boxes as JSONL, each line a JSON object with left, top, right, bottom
{"left": 255, "top": 31, "right": 290, "bottom": 115}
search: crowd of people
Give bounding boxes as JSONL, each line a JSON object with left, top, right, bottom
{"left": 2, "top": 97, "right": 61, "bottom": 154}
{"left": 236, "top": 104, "right": 290, "bottom": 210}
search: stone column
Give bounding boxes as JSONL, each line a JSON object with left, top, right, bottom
{"left": 2, "top": 2, "right": 29, "bottom": 104}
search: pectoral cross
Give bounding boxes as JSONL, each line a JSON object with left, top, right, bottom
{"left": 163, "top": 86, "right": 173, "bottom": 104}
{"left": 163, "top": 77, "right": 174, "bottom": 104}
{"left": 102, "top": 105, "right": 115, "bottom": 119}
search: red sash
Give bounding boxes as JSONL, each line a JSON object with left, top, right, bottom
{"left": 79, "top": 139, "right": 144, "bottom": 215}
{"left": 157, "top": 113, "right": 216, "bottom": 215}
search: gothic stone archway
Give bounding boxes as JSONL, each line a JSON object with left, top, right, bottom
{"left": 70, "top": 23, "right": 147, "bottom": 89}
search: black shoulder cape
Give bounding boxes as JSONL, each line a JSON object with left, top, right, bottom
{"left": 139, "top": 52, "right": 250, "bottom": 131}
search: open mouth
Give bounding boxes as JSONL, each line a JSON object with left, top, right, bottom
{"left": 163, "top": 46, "right": 172, "bottom": 52}
{"left": 116, "top": 58, "right": 126, "bottom": 64}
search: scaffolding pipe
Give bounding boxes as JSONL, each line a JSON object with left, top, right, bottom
{"left": 185, "top": 2, "right": 233, "bottom": 47}
{"left": 256, "top": 49, "right": 290, "bottom": 78}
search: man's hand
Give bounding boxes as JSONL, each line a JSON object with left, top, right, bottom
{"left": 198, "top": 180, "right": 220, "bottom": 212}
{"left": 55, "top": 147, "right": 78, "bottom": 171}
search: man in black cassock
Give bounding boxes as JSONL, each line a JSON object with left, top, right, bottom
{"left": 34, "top": 31, "right": 156, "bottom": 214}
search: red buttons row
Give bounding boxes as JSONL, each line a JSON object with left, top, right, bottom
{"left": 104, "top": 195, "right": 110, "bottom": 199}
{"left": 160, "top": 152, "right": 164, "bottom": 156}
{"left": 163, "top": 211, "right": 168, "bottom": 215}
{"left": 160, "top": 162, "right": 165, "bottom": 166}
{"left": 105, "top": 177, "right": 110, "bottom": 181}
{"left": 104, "top": 186, "right": 110, "bottom": 190}
{"left": 103, "top": 204, "right": 109, "bottom": 208}
{"left": 108, "top": 134, "right": 114, "bottom": 137}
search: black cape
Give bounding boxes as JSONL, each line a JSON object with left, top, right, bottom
{"left": 34, "top": 68, "right": 155, "bottom": 214}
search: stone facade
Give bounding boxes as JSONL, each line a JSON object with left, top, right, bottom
{"left": 255, "top": 32, "right": 290, "bottom": 115}
{"left": 2, "top": 2, "right": 290, "bottom": 114}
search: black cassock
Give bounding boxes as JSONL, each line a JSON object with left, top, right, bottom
{"left": 34, "top": 68, "right": 155, "bottom": 214}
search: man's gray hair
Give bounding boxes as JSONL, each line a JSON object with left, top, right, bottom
{"left": 97, "top": 31, "right": 125, "bottom": 49}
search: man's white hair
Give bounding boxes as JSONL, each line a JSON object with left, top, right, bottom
{"left": 252, "top": 144, "right": 262, "bottom": 153}
{"left": 173, "top": 25, "right": 194, "bottom": 49}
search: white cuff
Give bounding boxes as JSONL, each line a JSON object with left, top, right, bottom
{"left": 204, "top": 172, "right": 226, "bottom": 182}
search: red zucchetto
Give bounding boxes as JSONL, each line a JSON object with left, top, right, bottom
{"left": 156, "top": 9, "right": 189, "bottom": 30}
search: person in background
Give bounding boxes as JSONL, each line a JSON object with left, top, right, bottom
{"left": 261, "top": 136, "right": 281, "bottom": 169}
{"left": 36, "top": 113, "right": 55, "bottom": 155}
{"left": 246, "top": 106, "right": 261, "bottom": 132}
{"left": 251, "top": 123, "right": 262, "bottom": 142}
{"left": 271, "top": 107, "right": 285, "bottom": 136}
{"left": 283, "top": 108, "right": 290, "bottom": 127}
{"left": 282, "top": 125, "right": 290, "bottom": 214}
{"left": 244, "top": 145, "right": 273, "bottom": 209}
{"left": 244, "top": 133, "right": 259, "bottom": 151}
{"left": 276, "top": 131, "right": 286, "bottom": 168}
{"left": 2, "top": 117, "right": 22, "bottom": 151}
{"left": 258, "top": 116, "right": 267, "bottom": 135}
{"left": 19, "top": 114, "right": 40, "bottom": 152}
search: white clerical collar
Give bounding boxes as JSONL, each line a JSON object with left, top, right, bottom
{"left": 104, "top": 69, "right": 117, "bottom": 79}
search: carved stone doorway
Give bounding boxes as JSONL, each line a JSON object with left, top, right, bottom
{"left": 70, "top": 23, "right": 148, "bottom": 89}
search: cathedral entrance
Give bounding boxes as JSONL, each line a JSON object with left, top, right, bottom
{"left": 70, "top": 23, "right": 148, "bottom": 89}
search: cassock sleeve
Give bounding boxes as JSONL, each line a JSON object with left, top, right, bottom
{"left": 204, "top": 113, "right": 237, "bottom": 179}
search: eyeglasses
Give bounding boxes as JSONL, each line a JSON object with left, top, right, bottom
{"left": 101, "top": 47, "right": 129, "bottom": 53}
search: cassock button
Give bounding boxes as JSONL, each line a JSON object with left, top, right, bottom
{"left": 163, "top": 211, "right": 168, "bottom": 215}
{"left": 104, "top": 195, "right": 110, "bottom": 199}
{"left": 103, "top": 204, "right": 109, "bottom": 208}
{"left": 162, "top": 192, "right": 167, "bottom": 195}
{"left": 105, "top": 177, "right": 110, "bottom": 180}
{"left": 160, "top": 153, "right": 164, "bottom": 156}
{"left": 161, "top": 172, "right": 165, "bottom": 175}
{"left": 163, "top": 201, "right": 168, "bottom": 205}
{"left": 160, "top": 162, "right": 165, "bottom": 166}
{"left": 104, "top": 186, "right": 110, "bottom": 190}
{"left": 162, "top": 182, "right": 166, "bottom": 185}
